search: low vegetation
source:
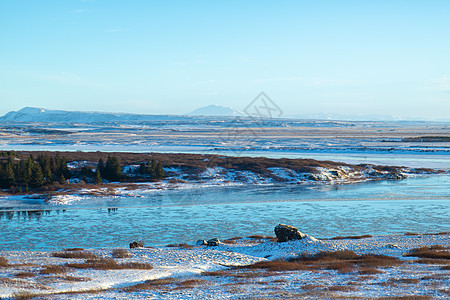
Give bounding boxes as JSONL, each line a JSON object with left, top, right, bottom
{"left": 111, "top": 249, "right": 131, "bottom": 258}
{"left": 66, "top": 258, "right": 153, "bottom": 270}
{"left": 52, "top": 251, "right": 99, "bottom": 259}
{"left": 0, "top": 256, "right": 9, "bottom": 267}
{"left": 405, "top": 245, "right": 450, "bottom": 259}
{"left": 238, "top": 250, "right": 402, "bottom": 274}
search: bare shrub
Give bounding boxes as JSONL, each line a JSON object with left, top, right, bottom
{"left": 390, "top": 278, "right": 421, "bottom": 284}
{"left": 40, "top": 265, "right": 68, "bottom": 274}
{"left": 0, "top": 256, "right": 8, "bottom": 267}
{"left": 15, "top": 272, "right": 36, "bottom": 278}
{"left": 67, "top": 258, "right": 152, "bottom": 270}
{"left": 52, "top": 251, "right": 98, "bottom": 259}
{"left": 173, "top": 279, "right": 207, "bottom": 290}
{"left": 239, "top": 260, "right": 310, "bottom": 272}
{"left": 405, "top": 246, "right": 450, "bottom": 259}
{"left": 63, "top": 248, "right": 85, "bottom": 251}
{"left": 166, "top": 243, "right": 194, "bottom": 249}
{"left": 112, "top": 249, "right": 131, "bottom": 258}
{"left": 222, "top": 239, "right": 236, "bottom": 244}
{"left": 302, "top": 284, "right": 324, "bottom": 290}
{"left": 123, "top": 278, "right": 178, "bottom": 291}
{"left": 11, "top": 291, "right": 41, "bottom": 300}
{"left": 247, "top": 235, "right": 265, "bottom": 239}
{"left": 330, "top": 234, "right": 373, "bottom": 240}
{"left": 358, "top": 267, "right": 383, "bottom": 275}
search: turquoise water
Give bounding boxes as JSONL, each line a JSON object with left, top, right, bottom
{"left": 1, "top": 176, "right": 449, "bottom": 251}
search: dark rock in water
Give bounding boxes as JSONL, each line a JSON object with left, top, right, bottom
{"left": 129, "top": 241, "right": 144, "bottom": 249}
{"left": 386, "top": 172, "right": 406, "bottom": 180}
{"left": 207, "top": 238, "right": 220, "bottom": 246}
{"left": 196, "top": 239, "right": 207, "bottom": 246}
{"left": 274, "top": 224, "right": 306, "bottom": 242}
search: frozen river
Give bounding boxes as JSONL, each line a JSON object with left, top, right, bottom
{"left": 1, "top": 175, "right": 449, "bottom": 251}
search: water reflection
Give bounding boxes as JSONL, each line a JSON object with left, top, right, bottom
{"left": 0, "top": 209, "right": 56, "bottom": 221}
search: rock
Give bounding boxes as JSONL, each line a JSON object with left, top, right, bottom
{"left": 196, "top": 239, "right": 207, "bottom": 246}
{"left": 207, "top": 238, "right": 220, "bottom": 246}
{"left": 274, "top": 224, "right": 306, "bottom": 242}
{"left": 129, "top": 241, "right": 144, "bottom": 249}
{"left": 386, "top": 172, "right": 406, "bottom": 180}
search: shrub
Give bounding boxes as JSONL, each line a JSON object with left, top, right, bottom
{"left": 405, "top": 246, "right": 450, "bottom": 259}
{"left": 52, "top": 251, "right": 98, "bottom": 259}
{"left": 112, "top": 249, "right": 131, "bottom": 258}
{"left": 67, "top": 258, "right": 152, "bottom": 270}
{"left": 0, "top": 256, "right": 8, "bottom": 267}
{"left": 40, "top": 265, "right": 68, "bottom": 274}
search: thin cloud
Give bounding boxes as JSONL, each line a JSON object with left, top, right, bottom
{"left": 430, "top": 75, "right": 450, "bottom": 92}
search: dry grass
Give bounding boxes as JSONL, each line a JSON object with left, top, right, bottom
{"left": 0, "top": 256, "right": 8, "bottom": 267}
{"left": 166, "top": 243, "right": 195, "bottom": 249}
{"left": 389, "top": 278, "right": 421, "bottom": 284}
{"left": 15, "top": 272, "right": 36, "bottom": 278}
{"left": 405, "top": 246, "right": 450, "bottom": 259}
{"left": 330, "top": 234, "right": 373, "bottom": 240}
{"left": 239, "top": 250, "right": 402, "bottom": 275}
{"left": 11, "top": 291, "right": 41, "bottom": 300}
{"left": 358, "top": 267, "right": 383, "bottom": 275}
{"left": 173, "top": 279, "right": 208, "bottom": 290}
{"left": 111, "top": 249, "right": 131, "bottom": 258}
{"left": 222, "top": 239, "right": 237, "bottom": 244}
{"left": 63, "top": 247, "right": 85, "bottom": 251}
{"left": 123, "top": 278, "right": 179, "bottom": 291}
{"left": 40, "top": 265, "right": 69, "bottom": 274}
{"left": 66, "top": 258, "right": 152, "bottom": 270}
{"left": 52, "top": 251, "right": 99, "bottom": 259}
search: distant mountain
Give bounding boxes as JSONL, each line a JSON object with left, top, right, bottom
{"left": 0, "top": 107, "right": 189, "bottom": 123}
{"left": 187, "top": 105, "right": 244, "bottom": 116}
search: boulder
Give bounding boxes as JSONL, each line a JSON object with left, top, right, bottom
{"left": 129, "top": 241, "right": 144, "bottom": 249}
{"left": 207, "top": 238, "right": 220, "bottom": 246}
{"left": 274, "top": 224, "right": 306, "bottom": 242}
{"left": 196, "top": 239, "right": 207, "bottom": 246}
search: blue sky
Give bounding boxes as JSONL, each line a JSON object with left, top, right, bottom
{"left": 1, "top": 0, "right": 449, "bottom": 119}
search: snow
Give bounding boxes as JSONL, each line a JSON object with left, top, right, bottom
{"left": 1, "top": 233, "right": 448, "bottom": 299}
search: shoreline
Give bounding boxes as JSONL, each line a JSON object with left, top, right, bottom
{"left": 0, "top": 150, "right": 444, "bottom": 202}
{"left": 1, "top": 231, "right": 448, "bottom": 299}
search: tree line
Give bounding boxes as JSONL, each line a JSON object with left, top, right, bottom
{"left": 0, "top": 153, "right": 70, "bottom": 191}
{"left": 0, "top": 152, "right": 166, "bottom": 192}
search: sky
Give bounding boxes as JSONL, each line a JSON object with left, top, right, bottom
{"left": 1, "top": 0, "right": 450, "bottom": 120}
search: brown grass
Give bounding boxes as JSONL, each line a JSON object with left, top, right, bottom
{"left": 330, "top": 234, "right": 373, "bottom": 240}
{"left": 63, "top": 247, "right": 85, "bottom": 251}
{"left": 111, "top": 249, "right": 131, "bottom": 258}
{"left": 239, "top": 250, "right": 402, "bottom": 275}
{"left": 15, "top": 272, "right": 36, "bottom": 278}
{"left": 52, "top": 251, "right": 99, "bottom": 259}
{"left": 40, "top": 265, "right": 68, "bottom": 274}
{"left": 123, "top": 278, "right": 178, "bottom": 291}
{"left": 166, "top": 243, "right": 195, "bottom": 249}
{"left": 0, "top": 256, "right": 8, "bottom": 267}
{"left": 358, "top": 267, "right": 383, "bottom": 275}
{"left": 405, "top": 246, "right": 450, "bottom": 259}
{"left": 173, "top": 279, "right": 208, "bottom": 290}
{"left": 390, "top": 278, "right": 421, "bottom": 284}
{"left": 66, "top": 258, "right": 152, "bottom": 270}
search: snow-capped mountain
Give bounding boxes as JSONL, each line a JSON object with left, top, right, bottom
{"left": 0, "top": 107, "right": 189, "bottom": 123}
{"left": 187, "top": 105, "right": 244, "bottom": 116}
